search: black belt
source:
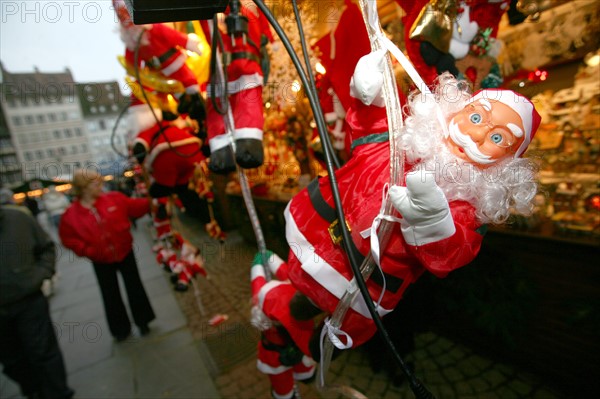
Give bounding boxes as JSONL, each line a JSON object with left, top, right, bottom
{"left": 224, "top": 51, "right": 260, "bottom": 65}
{"left": 149, "top": 48, "right": 179, "bottom": 69}
{"left": 307, "top": 178, "right": 404, "bottom": 293}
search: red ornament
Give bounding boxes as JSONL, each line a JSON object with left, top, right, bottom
{"left": 465, "top": 66, "right": 478, "bottom": 83}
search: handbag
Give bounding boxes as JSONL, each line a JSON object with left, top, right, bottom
{"left": 409, "top": 0, "right": 458, "bottom": 54}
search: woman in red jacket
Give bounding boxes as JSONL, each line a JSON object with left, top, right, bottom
{"left": 59, "top": 169, "right": 155, "bottom": 341}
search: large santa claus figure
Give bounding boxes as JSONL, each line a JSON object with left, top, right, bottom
{"left": 200, "top": 1, "right": 274, "bottom": 174}
{"left": 277, "top": 49, "right": 541, "bottom": 356}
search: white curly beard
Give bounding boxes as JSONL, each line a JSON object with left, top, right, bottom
{"left": 400, "top": 73, "right": 538, "bottom": 225}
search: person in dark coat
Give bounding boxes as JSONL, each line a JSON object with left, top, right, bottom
{"left": 0, "top": 203, "right": 74, "bottom": 399}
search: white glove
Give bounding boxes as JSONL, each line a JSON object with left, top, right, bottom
{"left": 186, "top": 33, "right": 202, "bottom": 55}
{"left": 388, "top": 171, "right": 456, "bottom": 246}
{"left": 349, "top": 49, "right": 386, "bottom": 107}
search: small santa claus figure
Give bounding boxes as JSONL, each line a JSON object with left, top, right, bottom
{"left": 113, "top": 0, "right": 206, "bottom": 121}
{"left": 170, "top": 240, "right": 207, "bottom": 292}
{"left": 250, "top": 251, "right": 316, "bottom": 399}
{"left": 278, "top": 49, "right": 541, "bottom": 357}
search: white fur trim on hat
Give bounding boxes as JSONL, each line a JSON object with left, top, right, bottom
{"left": 469, "top": 90, "right": 534, "bottom": 158}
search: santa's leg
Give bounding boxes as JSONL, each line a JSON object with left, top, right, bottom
{"left": 266, "top": 370, "right": 296, "bottom": 399}
{"left": 292, "top": 358, "right": 316, "bottom": 384}
{"left": 231, "top": 86, "right": 264, "bottom": 169}
{"left": 205, "top": 97, "right": 236, "bottom": 174}
{"left": 174, "top": 269, "right": 190, "bottom": 292}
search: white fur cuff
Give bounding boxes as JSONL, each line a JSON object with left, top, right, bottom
{"left": 401, "top": 211, "right": 456, "bottom": 246}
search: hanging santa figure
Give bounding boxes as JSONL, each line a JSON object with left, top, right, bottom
{"left": 200, "top": 0, "right": 274, "bottom": 174}
{"left": 250, "top": 251, "right": 317, "bottom": 399}
{"left": 131, "top": 108, "right": 209, "bottom": 220}
{"left": 265, "top": 49, "right": 541, "bottom": 358}
{"left": 113, "top": 0, "right": 207, "bottom": 124}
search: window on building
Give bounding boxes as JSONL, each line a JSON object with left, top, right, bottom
{"left": 87, "top": 121, "right": 97, "bottom": 132}
{"left": 40, "top": 131, "right": 50, "bottom": 141}
{"left": 64, "top": 129, "right": 73, "bottom": 138}
{"left": 47, "top": 148, "right": 56, "bottom": 157}
{"left": 24, "top": 115, "right": 34, "bottom": 124}
{"left": 75, "top": 128, "right": 82, "bottom": 136}
{"left": 99, "top": 120, "right": 106, "bottom": 130}
{"left": 36, "top": 114, "right": 46, "bottom": 123}
{"left": 12, "top": 116, "right": 22, "bottom": 126}
{"left": 35, "top": 150, "right": 43, "bottom": 159}
{"left": 0, "top": 138, "right": 11, "bottom": 149}
{"left": 71, "top": 145, "right": 78, "bottom": 154}
{"left": 24, "top": 152, "right": 33, "bottom": 161}
{"left": 58, "top": 147, "right": 66, "bottom": 155}
{"left": 81, "top": 144, "right": 88, "bottom": 152}
{"left": 68, "top": 111, "right": 79, "bottom": 120}
{"left": 53, "top": 130, "right": 61, "bottom": 139}
{"left": 48, "top": 113, "right": 57, "bottom": 122}
{"left": 60, "top": 112, "right": 68, "bottom": 121}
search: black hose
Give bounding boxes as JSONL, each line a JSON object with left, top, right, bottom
{"left": 209, "top": 15, "right": 229, "bottom": 116}
{"left": 252, "top": 1, "right": 434, "bottom": 398}
{"left": 110, "top": 103, "right": 131, "bottom": 159}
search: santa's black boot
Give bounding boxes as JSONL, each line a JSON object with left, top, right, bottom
{"left": 208, "top": 146, "right": 237, "bottom": 174}
{"left": 235, "top": 138, "right": 264, "bottom": 169}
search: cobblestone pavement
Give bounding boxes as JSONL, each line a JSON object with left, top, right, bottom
{"left": 169, "top": 212, "right": 566, "bottom": 399}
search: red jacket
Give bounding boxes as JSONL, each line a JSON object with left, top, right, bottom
{"left": 59, "top": 192, "right": 149, "bottom": 263}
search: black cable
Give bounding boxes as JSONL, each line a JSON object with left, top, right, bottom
{"left": 253, "top": 1, "right": 434, "bottom": 398}
{"left": 110, "top": 103, "right": 131, "bottom": 159}
{"left": 290, "top": 0, "right": 340, "bottom": 170}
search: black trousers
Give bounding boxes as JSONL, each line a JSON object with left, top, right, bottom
{"left": 0, "top": 292, "right": 74, "bottom": 399}
{"left": 92, "top": 250, "right": 155, "bottom": 338}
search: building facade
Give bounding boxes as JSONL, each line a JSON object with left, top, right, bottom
{"left": 0, "top": 64, "right": 133, "bottom": 189}
{"left": 77, "top": 81, "right": 131, "bottom": 176}
{"left": 0, "top": 64, "right": 92, "bottom": 185}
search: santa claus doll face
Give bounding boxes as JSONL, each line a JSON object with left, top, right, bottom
{"left": 445, "top": 99, "right": 526, "bottom": 166}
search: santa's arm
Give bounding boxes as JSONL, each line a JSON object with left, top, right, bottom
{"left": 389, "top": 172, "right": 485, "bottom": 276}
{"left": 406, "top": 203, "right": 485, "bottom": 277}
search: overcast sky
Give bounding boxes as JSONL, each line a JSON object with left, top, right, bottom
{"left": 0, "top": 0, "right": 126, "bottom": 85}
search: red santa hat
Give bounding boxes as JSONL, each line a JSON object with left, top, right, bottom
{"left": 469, "top": 89, "right": 542, "bottom": 158}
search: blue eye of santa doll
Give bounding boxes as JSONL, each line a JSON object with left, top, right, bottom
{"left": 470, "top": 113, "right": 482, "bottom": 124}
{"left": 490, "top": 133, "right": 503, "bottom": 144}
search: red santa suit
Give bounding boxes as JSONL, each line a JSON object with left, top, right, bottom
{"left": 134, "top": 120, "right": 204, "bottom": 191}
{"left": 283, "top": 97, "right": 485, "bottom": 350}
{"left": 113, "top": 0, "right": 202, "bottom": 95}
{"left": 250, "top": 252, "right": 316, "bottom": 399}
{"left": 201, "top": 5, "right": 274, "bottom": 172}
